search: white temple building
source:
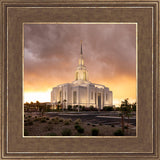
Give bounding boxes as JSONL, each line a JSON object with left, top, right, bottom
{"left": 51, "top": 43, "right": 113, "bottom": 110}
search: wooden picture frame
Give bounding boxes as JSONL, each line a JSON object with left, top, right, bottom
{"left": 0, "top": 0, "right": 159, "bottom": 159}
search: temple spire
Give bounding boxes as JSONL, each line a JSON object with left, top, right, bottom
{"left": 81, "top": 40, "right": 83, "bottom": 55}
{"left": 79, "top": 41, "right": 84, "bottom": 66}
{"left": 76, "top": 42, "right": 88, "bottom": 81}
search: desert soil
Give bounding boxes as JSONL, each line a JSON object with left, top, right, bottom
{"left": 24, "top": 112, "right": 136, "bottom": 136}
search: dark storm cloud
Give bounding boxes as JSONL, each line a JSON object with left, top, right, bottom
{"left": 24, "top": 24, "right": 136, "bottom": 91}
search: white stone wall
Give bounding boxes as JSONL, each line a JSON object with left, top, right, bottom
{"left": 79, "top": 86, "right": 87, "bottom": 105}
{"left": 89, "top": 86, "right": 96, "bottom": 107}
{"left": 51, "top": 82, "right": 113, "bottom": 108}
{"left": 104, "top": 90, "right": 113, "bottom": 106}
{"left": 51, "top": 87, "right": 59, "bottom": 103}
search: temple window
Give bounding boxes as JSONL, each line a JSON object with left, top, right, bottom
{"left": 73, "top": 91, "right": 77, "bottom": 104}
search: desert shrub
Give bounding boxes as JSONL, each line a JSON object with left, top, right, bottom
{"left": 111, "top": 124, "right": 115, "bottom": 127}
{"left": 91, "top": 128, "right": 99, "bottom": 136}
{"left": 114, "top": 129, "right": 124, "bottom": 136}
{"left": 67, "top": 105, "right": 72, "bottom": 111}
{"left": 75, "top": 124, "right": 84, "bottom": 133}
{"left": 52, "top": 116, "right": 59, "bottom": 121}
{"left": 47, "top": 132, "right": 57, "bottom": 136}
{"left": 89, "top": 106, "right": 94, "bottom": 111}
{"left": 103, "top": 106, "right": 114, "bottom": 111}
{"left": 41, "top": 119, "right": 46, "bottom": 123}
{"left": 73, "top": 105, "right": 78, "bottom": 111}
{"left": 64, "top": 119, "right": 72, "bottom": 125}
{"left": 64, "top": 120, "right": 70, "bottom": 125}
{"left": 82, "top": 106, "right": 97, "bottom": 111}
{"left": 55, "top": 116, "right": 59, "bottom": 120}
{"left": 74, "top": 124, "right": 80, "bottom": 130}
{"left": 59, "top": 118, "right": 64, "bottom": 122}
{"left": 74, "top": 118, "right": 81, "bottom": 124}
{"left": 34, "top": 118, "right": 39, "bottom": 121}
{"left": 24, "top": 129, "right": 28, "bottom": 136}
{"left": 48, "top": 121, "right": 52, "bottom": 124}
{"left": 61, "top": 128, "right": 72, "bottom": 136}
{"left": 28, "top": 121, "right": 33, "bottom": 125}
{"left": 67, "top": 118, "right": 72, "bottom": 122}
{"left": 77, "top": 126, "right": 84, "bottom": 134}
{"left": 82, "top": 106, "right": 86, "bottom": 111}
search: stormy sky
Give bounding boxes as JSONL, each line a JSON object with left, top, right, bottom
{"left": 24, "top": 23, "right": 136, "bottom": 105}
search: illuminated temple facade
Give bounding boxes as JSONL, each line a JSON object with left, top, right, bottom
{"left": 51, "top": 43, "right": 113, "bottom": 110}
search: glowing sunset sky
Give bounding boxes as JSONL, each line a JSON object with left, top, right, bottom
{"left": 24, "top": 23, "right": 136, "bottom": 106}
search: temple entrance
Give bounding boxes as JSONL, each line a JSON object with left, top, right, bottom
{"left": 98, "top": 93, "right": 101, "bottom": 110}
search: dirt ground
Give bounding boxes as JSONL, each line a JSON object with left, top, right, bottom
{"left": 24, "top": 112, "right": 136, "bottom": 136}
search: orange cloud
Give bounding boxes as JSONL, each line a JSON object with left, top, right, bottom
{"left": 24, "top": 23, "right": 136, "bottom": 105}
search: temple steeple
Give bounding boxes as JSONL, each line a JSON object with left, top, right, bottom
{"left": 81, "top": 41, "right": 83, "bottom": 55}
{"left": 75, "top": 42, "right": 88, "bottom": 81}
{"left": 79, "top": 41, "right": 84, "bottom": 66}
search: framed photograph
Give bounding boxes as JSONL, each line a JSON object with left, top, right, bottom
{"left": 23, "top": 23, "right": 136, "bottom": 137}
{"left": 0, "top": 0, "right": 159, "bottom": 159}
